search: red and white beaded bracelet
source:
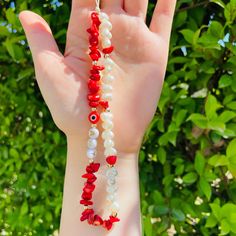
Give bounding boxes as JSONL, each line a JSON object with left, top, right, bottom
{"left": 79, "top": 1, "right": 120, "bottom": 231}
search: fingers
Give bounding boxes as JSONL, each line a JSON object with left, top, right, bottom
{"left": 19, "top": 11, "right": 62, "bottom": 66}
{"left": 101, "top": 0, "right": 123, "bottom": 9}
{"left": 124, "top": 0, "right": 148, "bottom": 20}
{"left": 72, "top": 0, "right": 96, "bottom": 8}
{"left": 150, "top": 0, "right": 177, "bottom": 40}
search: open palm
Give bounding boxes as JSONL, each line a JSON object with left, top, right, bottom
{"left": 19, "top": 0, "right": 176, "bottom": 155}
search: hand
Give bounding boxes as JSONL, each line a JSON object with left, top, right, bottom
{"left": 19, "top": 0, "right": 176, "bottom": 155}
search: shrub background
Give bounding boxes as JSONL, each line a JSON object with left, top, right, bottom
{"left": 1, "top": 0, "right": 236, "bottom": 235}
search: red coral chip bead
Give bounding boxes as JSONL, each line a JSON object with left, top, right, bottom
{"left": 88, "top": 111, "right": 100, "bottom": 124}
{"left": 82, "top": 173, "right": 95, "bottom": 179}
{"left": 99, "top": 101, "right": 109, "bottom": 109}
{"left": 109, "top": 215, "right": 120, "bottom": 223}
{"left": 89, "top": 163, "right": 100, "bottom": 172}
{"left": 80, "top": 214, "right": 89, "bottom": 221}
{"left": 82, "top": 208, "right": 94, "bottom": 216}
{"left": 82, "top": 192, "right": 92, "bottom": 200}
{"left": 87, "top": 94, "right": 100, "bottom": 102}
{"left": 89, "top": 37, "right": 99, "bottom": 46}
{"left": 91, "top": 12, "right": 99, "bottom": 20}
{"left": 93, "top": 65, "right": 105, "bottom": 71}
{"left": 89, "top": 52, "right": 101, "bottom": 61}
{"left": 89, "top": 101, "right": 99, "bottom": 108}
{"left": 83, "top": 183, "right": 95, "bottom": 193}
{"left": 106, "top": 156, "right": 117, "bottom": 165}
{"left": 103, "top": 220, "right": 113, "bottom": 230}
{"left": 80, "top": 200, "right": 93, "bottom": 205}
{"left": 102, "top": 46, "right": 114, "bottom": 54}
{"left": 90, "top": 74, "right": 100, "bottom": 81}
{"left": 90, "top": 69, "right": 100, "bottom": 75}
{"left": 93, "top": 215, "right": 104, "bottom": 226}
{"left": 88, "top": 80, "right": 100, "bottom": 93}
{"left": 88, "top": 213, "right": 95, "bottom": 225}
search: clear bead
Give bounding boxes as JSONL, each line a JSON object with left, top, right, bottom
{"left": 101, "top": 28, "right": 112, "bottom": 39}
{"left": 100, "top": 20, "right": 112, "bottom": 31}
{"left": 110, "top": 201, "right": 120, "bottom": 212}
{"left": 101, "top": 111, "right": 113, "bottom": 121}
{"left": 100, "top": 12, "right": 109, "bottom": 20}
{"left": 102, "top": 38, "right": 111, "bottom": 48}
{"left": 106, "top": 185, "right": 118, "bottom": 193}
{"left": 103, "top": 74, "right": 115, "bottom": 84}
{"left": 101, "top": 83, "right": 113, "bottom": 93}
{"left": 101, "top": 93, "right": 113, "bottom": 102}
{"left": 102, "top": 120, "right": 113, "bottom": 129}
{"left": 107, "top": 178, "right": 116, "bottom": 186}
{"left": 106, "top": 167, "right": 118, "bottom": 178}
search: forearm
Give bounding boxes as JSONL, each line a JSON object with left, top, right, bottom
{"left": 59, "top": 135, "right": 142, "bottom": 236}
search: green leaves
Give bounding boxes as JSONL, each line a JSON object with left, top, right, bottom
{"left": 194, "top": 152, "right": 205, "bottom": 176}
{"left": 205, "top": 94, "right": 222, "bottom": 120}
{"left": 227, "top": 139, "right": 236, "bottom": 177}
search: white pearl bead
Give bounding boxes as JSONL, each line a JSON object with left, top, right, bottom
{"left": 100, "top": 20, "right": 112, "bottom": 31}
{"left": 105, "top": 147, "right": 117, "bottom": 156}
{"left": 103, "top": 75, "right": 115, "bottom": 84}
{"left": 102, "top": 120, "right": 113, "bottom": 129}
{"left": 101, "top": 28, "right": 112, "bottom": 39}
{"left": 87, "top": 149, "right": 97, "bottom": 159}
{"left": 101, "top": 93, "right": 113, "bottom": 101}
{"left": 101, "top": 112, "right": 113, "bottom": 121}
{"left": 101, "top": 83, "right": 113, "bottom": 93}
{"left": 110, "top": 201, "right": 120, "bottom": 212}
{"left": 104, "top": 139, "right": 114, "bottom": 148}
{"left": 87, "top": 138, "right": 97, "bottom": 149}
{"left": 88, "top": 127, "right": 99, "bottom": 139}
{"left": 100, "top": 12, "right": 109, "bottom": 20}
{"left": 104, "top": 58, "right": 114, "bottom": 67}
{"left": 102, "top": 130, "right": 114, "bottom": 140}
{"left": 102, "top": 38, "right": 111, "bottom": 48}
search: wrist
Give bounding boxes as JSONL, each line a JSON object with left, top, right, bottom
{"left": 59, "top": 135, "right": 142, "bottom": 235}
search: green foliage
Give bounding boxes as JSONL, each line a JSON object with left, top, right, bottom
{"left": 0, "top": 0, "right": 236, "bottom": 235}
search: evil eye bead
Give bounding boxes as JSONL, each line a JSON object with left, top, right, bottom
{"left": 88, "top": 111, "right": 100, "bottom": 124}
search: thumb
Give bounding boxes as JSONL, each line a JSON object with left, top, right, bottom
{"left": 19, "top": 10, "right": 62, "bottom": 65}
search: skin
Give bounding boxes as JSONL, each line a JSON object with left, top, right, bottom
{"left": 19, "top": 0, "right": 176, "bottom": 235}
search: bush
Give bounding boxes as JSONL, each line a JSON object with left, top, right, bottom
{"left": 0, "top": 0, "right": 236, "bottom": 235}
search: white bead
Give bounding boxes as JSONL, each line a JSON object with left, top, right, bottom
{"left": 102, "top": 120, "right": 113, "bottom": 129}
{"left": 106, "top": 185, "right": 118, "bottom": 193}
{"left": 101, "top": 93, "right": 113, "bottom": 101}
{"left": 101, "top": 28, "right": 112, "bottom": 39}
{"left": 102, "top": 38, "right": 111, "bottom": 48}
{"left": 87, "top": 149, "right": 97, "bottom": 159}
{"left": 104, "top": 58, "right": 114, "bottom": 67}
{"left": 102, "top": 130, "right": 114, "bottom": 140}
{"left": 101, "top": 83, "right": 113, "bottom": 93}
{"left": 88, "top": 127, "right": 99, "bottom": 139}
{"left": 104, "top": 139, "right": 114, "bottom": 148}
{"left": 87, "top": 138, "right": 97, "bottom": 149}
{"left": 105, "top": 147, "right": 117, "bottom": 156}
{"left": 100, "top": 20, "right": 112, "bottom": 31}
{"left": 110, "top": 201, "right": 120, "bottom": 212}
{"left": 104, "top": 65, "right": 113, "bottom": 73}
{"left": 100, "top": 12, "right": 109, "bottom": 20}
{"left": 101, "top": 112, "right": 113, "bottom": 121}
{"left": 103, "top": 75, "right": 115, "bottom": 84}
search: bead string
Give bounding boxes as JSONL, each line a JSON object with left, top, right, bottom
{"left": 79, "top": 6, "right": 120, "bottom": 231}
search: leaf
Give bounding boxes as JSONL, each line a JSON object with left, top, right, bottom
{"left": 143, "top": 216, "right": 153, "bottom": 236}
{"left": 208, "top": 155, "right": 228, "bottom": 167}
{"left": 172, "top": 209, "right": 185, "bottom": 221}
{"left": 218, "top": 111, "right": 236, "bottom": 123}
{"left": 207, "top": 120, "right": 225, "bottom": 132}
{"left": 227, "top": 139, "right": 236, "bottom": 177}
{"left": 205, "top": 94, "right": 222, "bottom": 119}
{"left": 157, "top": 147, "right": 166, "bottom": 165}
{"left": 210, "top": 203, "right": 222, "bottom": 221}
{"left": 183, "top": 172, "right": 198, "bottom": 184}
{"left": 20, "top": 201, "right": 28, "bottom": 215}
{"left": 199, "top": 177, "right": 212, "bottom": 200}
{"left": 0, "top": 26, "right": 10, "bottom": 36}
{"left": 180, "top": 29, "right": 195, "bottom": 44}
{"left": 220, "top": 219, "right": 230, "bottom": 235}
{"left": 194, "top": 152, "right": 205, "bottom": 175}
{"left": 226, "top": 101, "right": 236, "bottom": 110}
{"left": 187, "top": 113, "right": 208, "bottom": 129}
{"left": 210, "top": 0, "right": 225, "bottom": 8}
{"left": 206, "top": 214, "right": 218, "bottom": 228}
{"left": 219, "top": 75, "right": 232, "bottom": 88}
